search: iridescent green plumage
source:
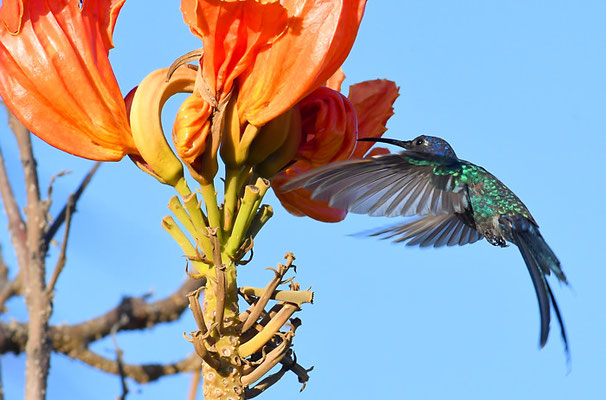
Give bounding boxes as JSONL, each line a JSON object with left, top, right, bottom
{"left": 282, "top": 134, "right": 568, "bottom": 354}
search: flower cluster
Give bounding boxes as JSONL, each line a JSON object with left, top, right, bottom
{"left": 0, "top": 0, "right": 398, "bottom": 220}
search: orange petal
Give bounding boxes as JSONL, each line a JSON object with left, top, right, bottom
{"left": 349, "top": 79, "right": 399, "bottom": 159}
{"left": 325, "top": 68, "right": 346, "bottom": 91}
{"left": 172, "top": 91, "right": 212, "bottom": 166}
{"left": 180, "top": 0, "right": 288, "bottom": 100}
{"left": 237, "top": 0, "right": 367, "bottom": 125}
{"left": 0, "top": 0, "right": 23, "bottom": 33}
{"left": 272, "top": 167, "right": 347, "bottom": 223}
{"left": 0, "top": 0, "right": 135, "bottom": 161}
{"left": 296, "top": 87, "right": 357, "bottom": 167}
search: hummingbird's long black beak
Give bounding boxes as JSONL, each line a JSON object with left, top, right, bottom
{"left": 357, "top": 137, "right": 412, "bottom": 149}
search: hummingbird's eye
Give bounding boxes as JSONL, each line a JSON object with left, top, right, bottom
{"left": 415, "top": 138, "right": 424, "bottom": 146}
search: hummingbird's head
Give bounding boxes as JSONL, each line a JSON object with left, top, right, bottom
{"left": 358, "top": 135, "right": 458, "bottom": 158}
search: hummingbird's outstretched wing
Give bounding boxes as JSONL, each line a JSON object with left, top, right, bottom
{"left": 367, "top": 213, "right": 484, "bottom": 247}
{"left": 282, "top": 152, "right": 468, "bottom": 218}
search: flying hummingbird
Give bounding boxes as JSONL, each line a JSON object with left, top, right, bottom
{"left": 283, "top": 135, "right": 568, "bottom": 352}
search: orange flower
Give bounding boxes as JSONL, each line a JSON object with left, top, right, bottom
{"left": 180, "top": 0, "right": 367, "bottom": 168}
{"left": 0, "top": 0, "right": 136, "bottom": 161}
{"left": 273, "top": 79, "right": 399, "bottom": 222}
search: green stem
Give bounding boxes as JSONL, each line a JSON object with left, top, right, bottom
{"left": 167, "top": 196, "right": 196, "bottom": 238}
{"left": 173, "top": 177, "right": 213, "bottom": 259}
{"left": 222, "top": 167, "right": 241, "bottom": 234}
{"left": 246, "top": 205, "right": 274, "bottom": 239}
{"left": 200, "top": 182, "right": 223, "bottom": 247}
{"left": 225, "top": 185, "right": 259, "bottom": 257}
{"left": 244, "top": 177, "right": 270, "bottom": 234}
{"left": 161, "top": 216, "right": 209, "bottom": 275}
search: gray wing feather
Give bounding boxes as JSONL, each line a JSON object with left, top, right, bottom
{"left": 369, "top": 214, "right": 484, "bottom": 248}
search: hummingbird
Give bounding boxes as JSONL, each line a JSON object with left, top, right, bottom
{"left": 283, "top": 135, "right": 568, "bottom": 352}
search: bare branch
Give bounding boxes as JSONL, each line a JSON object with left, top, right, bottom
{"left": 0, "top": 111, "right": 27, "bottom": 269}
{"left": 12, "top": 114, "right": 41, "bottom": 219}
{"left": 0, "top": 246, "right": 8, "bottom": 285}
{"left": 46, "top": 194, "right": 75, "bottom": 294}
{"left": 0, "top": 272, "right": 20, "bottom": 313}
{"left": 66, "top": 347, "right": 200, "bottom": 384}
{"left": 66, "top": 278, "right": 203, "bottom": 345}
{"left": 0, "top": 356, "right": 4, "bottom": 400}
{"left": 111, "top": 319, "right": 129, "bottom": 400}
{"left": 0, "top": 247, "right": 20, "bottom": 312}
{"left": 44, "top": 162, "right": 101, "bottom": 246}
{"left": 187, "top": 368, "right": 202, "bottom": 400}
{"left": 0, "top": 278, "right": 204, "bottom": 354}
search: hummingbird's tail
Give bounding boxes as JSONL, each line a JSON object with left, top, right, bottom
{"left": 511, "top": 224, "right": 569, "bottom": 354}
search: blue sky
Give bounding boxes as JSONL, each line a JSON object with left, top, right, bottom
{"left": 2, "top": 1, "right": 606, "bottom": 399}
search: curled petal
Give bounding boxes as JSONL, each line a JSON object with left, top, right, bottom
{"left": 181, "top": 0, "right": 288, "bottom": 100}
{"left": 0, "top": 0, "right": 135, "bottom": 161}
{"left": 272, "top": 165, "right": 347, "bottom": 223}
{"left": 325, "top": 68, "right": 346, "bottom": 92}
{"left": 238, "top": 0, "right": 367, "bottom": 125}
{"left": 0, "top": 0, "right": 23, "bottom": 33}
{"left": 349, "top": 79, "right": 399, "bottom": 158}
{"left": 173, "top": 92, "right": 212, "bottom": 166}
{"left": 296, "top": 87, "right": 357, "bottom": 167}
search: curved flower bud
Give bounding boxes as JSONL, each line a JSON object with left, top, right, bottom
{"left": 0, "top": 0, "right": 135, "bottom": 161}
{"left": 273, "top": 79, "right": 399, "bottom": 223}
{"left": 246, "top": 107, "right": 296, "bottom": 167}
{"left": 172, "top": 91, "right": 213, "bottom": 178}
{"left": 130, "top": 67, "right": 197, "bottom": 186}
{"left": 254, "top": 105, "right": 302, "bottom": 178}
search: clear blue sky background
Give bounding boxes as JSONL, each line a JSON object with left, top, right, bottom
{"left": 2, "top": 1, "right": 605, "bottom": 399}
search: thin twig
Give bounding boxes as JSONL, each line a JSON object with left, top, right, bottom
{"left": 0, "top": 114, "right": 27, "bottom": 268}
{"left": 0, "top": 356, "right": 4, "bottom": 400}
{"left": 0, "top": 247, "right": 19, "bottom": 312}
{"left": 186, "top": 288, "right": 207, "bottom": 335}
{"left": 187, "top": 368, "right": 201, "bottom": 400}
{"left": 0, "top": 246, "right": 7, "bottom": 285}
{"left": 111, "top": 318, "right": 129, "bottom": 400}
{"left": 46, "top": 170, "right": 71, "bottom": 205}
{"left": 0, "top": 273, "right": 20, "bottom": 313}
{"left": 44, "top": 162, "right": 101, "bottom": 246}
{"left": 46, "top": 194, "right": 75, "bottom": 295}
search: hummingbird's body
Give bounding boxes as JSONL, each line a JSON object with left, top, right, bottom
{"left": 283, "top": 135, "right": 568, "bottom": 351}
